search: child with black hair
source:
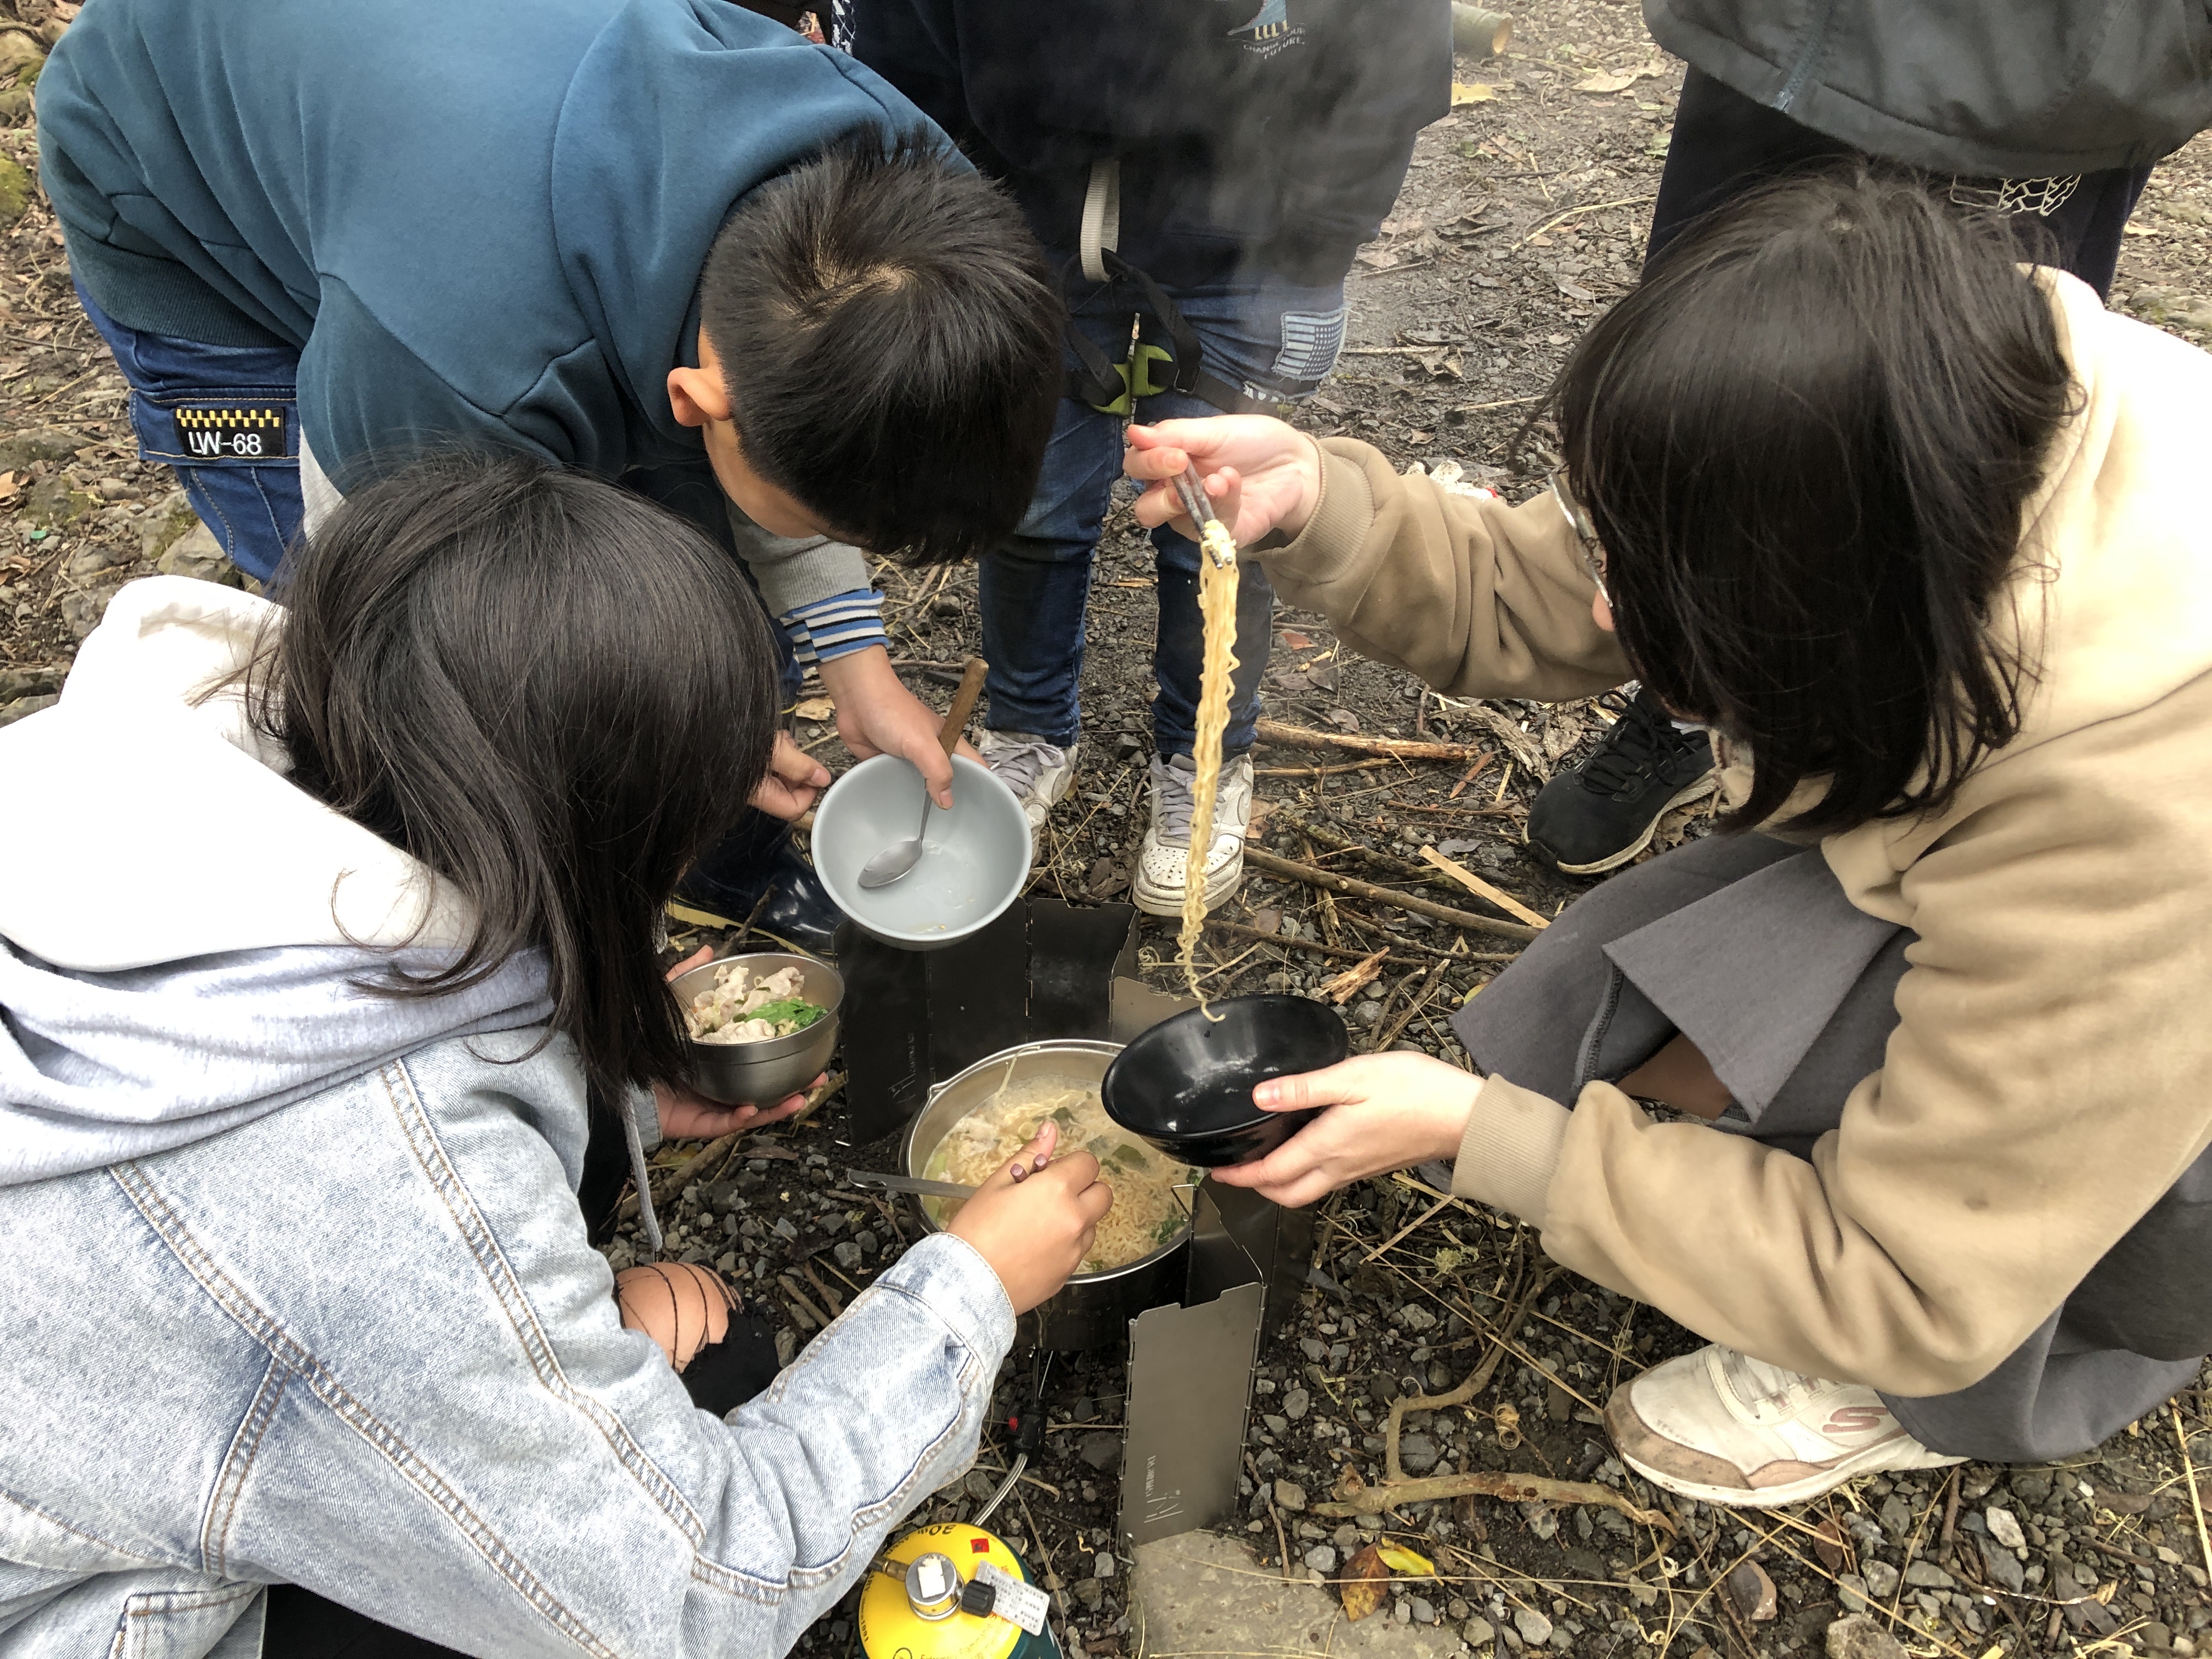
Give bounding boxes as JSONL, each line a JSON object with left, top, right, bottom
{"left": 1122, "top": 168, "right": 2212, "bottom": 1506}
{"left": 38, "top": 0, "right": 1068, "bottom": 953}
{"left": 0, "top": 454, "right": 1109, "bottom": 1655}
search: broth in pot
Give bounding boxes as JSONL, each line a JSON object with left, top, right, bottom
{"left": 921, "top": 1073, "right": 1199, "bottom": 1275}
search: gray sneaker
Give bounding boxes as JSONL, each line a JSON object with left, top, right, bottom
{"left": 977, "top": 728, "right": 1079, "bottom": 830}
{"left": 1132, "top": 751, "right": 1253, "bottom": 918}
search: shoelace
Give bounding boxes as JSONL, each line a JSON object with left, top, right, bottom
{"left": 985, "top": 736, "right": 1069, "bottom": 801}
{"left": 1150, "top": 754, "right": 1200, "bottom": 846}
{"left": 1577, "top": 688, "right": 1705, "bottom": 793}
{"left": 1716, "top": 1345, "right": 1820, "bottom": 1411}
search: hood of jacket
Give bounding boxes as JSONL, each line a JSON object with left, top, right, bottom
{"left": 0, "top": 578, "right": 554, "bottom": 1186}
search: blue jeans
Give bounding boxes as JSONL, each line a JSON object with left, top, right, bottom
{"left": 77, "top": 281, "right": 303, "bottom": 586}
{"left": 74, "top": 280, "right": 803, "bottom": 706}
{"left": 978, "top": 264, "right": 1348, "bottom": 757}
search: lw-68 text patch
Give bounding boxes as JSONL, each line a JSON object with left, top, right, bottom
{"left": 172, "top": 405, "right": 287, "bottom": 461}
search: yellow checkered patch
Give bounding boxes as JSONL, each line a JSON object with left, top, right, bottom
{"left": 172, "top": 404, "right": 287, "bottom": 460}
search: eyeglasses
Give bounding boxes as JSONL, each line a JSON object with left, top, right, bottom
{"left": 1548, "top": 470, "right": 1608, "bottom": 605}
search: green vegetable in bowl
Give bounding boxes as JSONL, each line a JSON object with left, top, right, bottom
{"left": 746, "top": 996, "right": 826, "bottom": 1032}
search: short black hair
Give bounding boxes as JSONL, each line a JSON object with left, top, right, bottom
{"left": 251, "top": 452, "right": 781, "bottom": 1117}
{"left": 1548, "top": 167, "right": 2076, "bottom": 836}
{"left": 702, "top": 129, "right": 1064, "bottom": 563}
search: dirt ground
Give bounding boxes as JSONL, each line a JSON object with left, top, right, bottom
{"left": 10, "top": 0, "right": 2212, "bottom": 1655}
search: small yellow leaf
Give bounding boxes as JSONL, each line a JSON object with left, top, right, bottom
{"left": 1376, "top": 1544, "right": 1436, "bottom": 1577}
{"left": 792, "top": 696, "right": 835, "bottom": 721}
{"left": 1450, "top": 81, "right": 1494, "bottom": 105}
{"left": 1573, "top": 69, "right": 1638, "bottom": 94}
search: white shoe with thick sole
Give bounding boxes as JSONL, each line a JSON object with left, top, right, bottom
{"left": 977, "top": 729, "right": 1079, "bottom": 831}
{"left": 1604, "top": 1343, "right": 1963, "bottom": 1508}
{"left": 1132, "top": 752, "right": 1252, "bottom": 918}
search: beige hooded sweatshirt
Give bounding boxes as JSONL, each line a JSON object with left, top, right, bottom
{"left": 1253, "top": 272, "right": 2212, "bottom": 1397}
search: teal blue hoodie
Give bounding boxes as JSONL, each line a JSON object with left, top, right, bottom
{"left": 37, "top": 0, "right": 935, "bottom": 488}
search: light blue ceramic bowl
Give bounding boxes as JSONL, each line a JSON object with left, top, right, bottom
{"left": 811, "top": 754, "right": 1031, "bottom": 951}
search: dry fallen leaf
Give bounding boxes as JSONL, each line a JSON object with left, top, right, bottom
{"left": 791, "top": 696, "right": 835, "bottom": 721}
{"left": 1353, "top": 247, "right": 1401, "bottom": 271}
{"left": 1280, "top": 629, "right": 1313, "bottom": 650}
{"left": 1375, "top": 1543, "right": 1436, "bottom": 1577}
{"left": 1574, "top": 69, "right": 1639, "bottom": 93}
{"left": 1338, "top": 1545, "right": 1390, "bottom": 1621}
{"left": 1813, "top": 1516, "right": 1848, "bottom": 1572}
{"left": 1450, "top": 81, "right": 1495, "bottom": 104}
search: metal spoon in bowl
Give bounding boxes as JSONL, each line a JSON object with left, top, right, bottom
{"left": 857, "top": 656, "right": 988, "bottom": 890}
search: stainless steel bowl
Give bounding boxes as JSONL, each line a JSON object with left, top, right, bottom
{"left": 902, "top": 1039, "right": 1190, "bottom": 1350}
{"left": 673, "top": 951, "right": 843, "bottom": 1106}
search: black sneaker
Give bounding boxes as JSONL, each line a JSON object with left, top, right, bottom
{"left": 675, "top": 807, "right": 845, "bottom": 956}
{"left": 1526, "top": 686, "right": 1718, "bottom": 876}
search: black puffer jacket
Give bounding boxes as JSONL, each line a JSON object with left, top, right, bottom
{"left": 1647, "top": 0, "right": 2212, "bottom": 176}
{"left": 851, "top": 0, "right": 1451, "bottom": 290}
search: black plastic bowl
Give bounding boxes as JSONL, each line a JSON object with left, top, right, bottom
{"left": 1101, "top": 994, "right": 1350, "bottom": 1168}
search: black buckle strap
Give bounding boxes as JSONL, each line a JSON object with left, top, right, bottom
{"left": 1060, "top": 250, "right": 1273, "bottom": 416}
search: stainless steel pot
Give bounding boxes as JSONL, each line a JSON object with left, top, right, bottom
{"left": 673, "top": 951, "right": 843, "bottom": 1106}
{"left": 901, "top": 1039, "right": 1190, "bottom": 1350}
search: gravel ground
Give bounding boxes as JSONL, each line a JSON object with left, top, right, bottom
{"left": 7, "top": 0, "right": 2212, "bottom": 1654}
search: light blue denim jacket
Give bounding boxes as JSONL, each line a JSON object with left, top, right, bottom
{"left": 0, "top": 579, "right": 1017, "bottom": 1655}
{"left": 0, "top": 1026, "right": 1014, "bottom": 1656}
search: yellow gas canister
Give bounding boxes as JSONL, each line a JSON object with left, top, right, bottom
{"left": 857, "top": 1523, "right": 1061, "bottom": 1659}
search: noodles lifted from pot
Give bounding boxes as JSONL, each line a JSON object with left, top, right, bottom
{"left": 921, "top": 1075, "right": 1199, "bottom": 1274}
{"left": 1176, "top": 518, "right": 1241, "bottom": 1015}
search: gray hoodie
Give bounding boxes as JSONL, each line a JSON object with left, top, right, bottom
{"left": 0, "top": 577, "right": 560, "bottom": 1186}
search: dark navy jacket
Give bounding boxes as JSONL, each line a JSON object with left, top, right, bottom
{"left": 38, "top": 0, "right": 933, "bottom": 489}
{"left": 850, "top": 0, "right": 1451, "bottom": 290}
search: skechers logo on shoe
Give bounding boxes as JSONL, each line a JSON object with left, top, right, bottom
{"left": 1820, "top": 1405, "right": 1892, "bottom": 1439}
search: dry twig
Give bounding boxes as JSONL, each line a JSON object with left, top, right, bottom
{"left": 2174, "top": 1403, "right": 2212, "bottom": 1588}
{"left": 1317, "top": 1464, "right": 1672, "bottom": 1532}
{"left": 1418, "top": 844, "right": 1550, "bottom": 929}
{"left": 1243, "top": 846, "right": 1537, "bottom": 941}
{"left": 1255, "top": 718, "right": 1483, "bottom": 763}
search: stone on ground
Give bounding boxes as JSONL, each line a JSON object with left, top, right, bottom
{"left": 1135, "top": 1531, "right": 1459, "bottom": 1657}
{"left": 1825, "top": 1614, "right": 1909, "bottom": 1659}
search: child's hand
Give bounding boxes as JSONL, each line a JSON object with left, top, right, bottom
{"left": 1123, "top": 417, "right": 1323, "bottom": 548}
{"left": 653, "top": 1076, "right": 814, "bottom": 1140}
{"left": 945, "top": 1121, "right": 1115, "bottom": 1314}
{"left": 749, "top": 730, "right": 831, "bottom": 821}
{"left": 1210, "top": 1053, "right": 1482, "bottom": 1209}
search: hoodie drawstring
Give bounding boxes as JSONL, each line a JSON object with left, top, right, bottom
{"left": 622, "top": 1102, "right": 664, "bottom": 1257}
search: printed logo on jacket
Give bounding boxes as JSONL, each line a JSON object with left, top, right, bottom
{"left": 1226, "top": 0, "right": 1306, "bottom": 58}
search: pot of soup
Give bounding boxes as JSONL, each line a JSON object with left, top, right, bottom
{"left": 901, "top": 1040, "right": 1200, "bottom": 1350}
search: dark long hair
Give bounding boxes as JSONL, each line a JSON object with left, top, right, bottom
{"left": 249, "top": 452, "right": 781, "bottom": 1114}
{"left": 1548, "top": 168, "right": 2077, "bottom": 834}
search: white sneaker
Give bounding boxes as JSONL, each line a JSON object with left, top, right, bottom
{"left": 1604, "top": 1343, "right": 1963, "bottom": 1508}
{"left": 977, "top": 729, "right": 1079, "bottom": 831}
{"left": 1132, "top": 752, "right": 1252, "bottom": 918}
